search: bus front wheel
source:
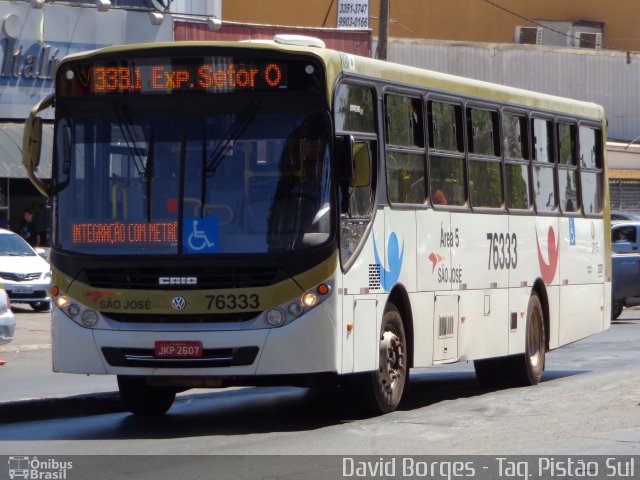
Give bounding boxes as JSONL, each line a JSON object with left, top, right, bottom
{"left": 117, "top": 375, "right": 176, "bottom": 416}
{"left": 355, "top": 304, "right": 407, "bottom": 414}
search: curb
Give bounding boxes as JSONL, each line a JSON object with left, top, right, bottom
{"left": 0, "top": 392, "right": 125, "bottom": 424}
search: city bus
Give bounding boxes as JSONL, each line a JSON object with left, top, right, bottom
{"left": 23, "top": 36, "right": 611, "bottom": 416}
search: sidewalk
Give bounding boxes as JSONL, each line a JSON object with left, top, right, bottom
{"left": 0, "top": 309, "right": 222, "bottom": 422}
{"left": 0, "top": 308, "right": 122, "bottom": 421}
{"left": 0, "top": 349, "right": 117, "bottom": 403}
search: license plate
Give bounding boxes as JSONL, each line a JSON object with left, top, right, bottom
{"left": 11, "top": 285, "right": 33, "bottom": 294}
{"left": 154, "top": 341, "right": 203, "bottom": 358}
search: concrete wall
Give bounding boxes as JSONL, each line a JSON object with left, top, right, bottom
{"left": 379, "top": 39, "right": 640, "bottom": 143}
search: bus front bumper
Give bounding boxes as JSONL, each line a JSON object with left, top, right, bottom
{"left": 51, "top": 304, "right": 338, "bottom": 378}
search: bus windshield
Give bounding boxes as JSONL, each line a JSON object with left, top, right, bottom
{"left": 55, "top": 108, "right": 333, "bottom": 255}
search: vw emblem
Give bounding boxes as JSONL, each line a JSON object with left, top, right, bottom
{"left": 171, "top": 296, "right": 187, "bottom": 311}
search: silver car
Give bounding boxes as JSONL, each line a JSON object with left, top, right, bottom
{"left": 0, "top": 287, "right": 15, "bottom": 345}
{"left": 0, "top": 229, "right": 51, "bottom": 312}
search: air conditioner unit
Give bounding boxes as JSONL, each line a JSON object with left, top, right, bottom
{"left": 578, "top": 32, "right": 602, "bottom": 49}
{"left": 516, "top": 26, "right": 542, "bottom": 45}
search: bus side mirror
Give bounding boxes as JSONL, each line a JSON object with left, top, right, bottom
{"left": 23, "top": 116, "right": 42, "bottom": 169}
{"left": 335, "top": 134, "right": 354, "bottom": 184}
{"left": 335, "top": 135, "right": 370, "bottom": 188}
{"left": 22, "top": 93, "right": 54, "bottom": 198}
{"left": 351, "top": 141, "right": 371, "bottom": 188}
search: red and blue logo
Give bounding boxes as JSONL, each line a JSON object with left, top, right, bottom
{"left": 536, "top": 226, "right": 559, "bottom": 284}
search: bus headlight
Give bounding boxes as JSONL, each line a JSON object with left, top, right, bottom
{"left": 67, "top": 303, "right": 81, "bottom": 317}
{"left": 287, "top": 302, "right": 303, "bottom": 316}
{"left": 265, "top": 308, "right": 285, "bottom": 327}
{"left": 262, "top": 281, "right": 333, "bottom": 328}
{"left": 81, "top": 310, "right": 99, "bottom": 328}
{"left": 302, "top": 292, "right": 318, "bottom": 308}
{"left": 56, "top": 295, "right": 71, "bottom": 309}
{"left": 51, "top": 288, "right": 104, "bottom": 329}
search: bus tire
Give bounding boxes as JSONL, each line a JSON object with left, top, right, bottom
{"left": 357, "top": 304, "right": 407, "bottom": 414}
{"left": 505, "top": 293, "right": 546, "bottom": 386}
{"left": 611, "top": 300, "right": 623, "bottom": 320}
{"left": 117, "top": 375, "right": 176, "bottom": 416}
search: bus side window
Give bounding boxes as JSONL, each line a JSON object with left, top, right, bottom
{"left": 427, "top": 100, "right": 465, "bottom": 206}
{"left": 467, "top": 107, "right": 503, "bottom": 209}
{"left": 334, "top": 84, "right": 376, "bottom": 134}
{"left": 349, "top": 141, "right": 375, "bottom": 218}
{"left": 531, "top": 117, "right": 556, "bottom": 212}
{"left": 503, "top": 112, "right": 531, "bottom": 210}
{"left": 557, "top": 122, "right": 579, "bottom": 213}
{"left": 384, "top": 94, "right": 426, "bottom": 205}
{"left": 579, "top": 126, "right": 603, "bottom": 215}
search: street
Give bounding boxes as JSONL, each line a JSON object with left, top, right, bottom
{"left": 1, "top": 307, "right": 639, "bottom": 456}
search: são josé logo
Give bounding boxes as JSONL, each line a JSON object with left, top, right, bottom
{"left": 373, "top": 232, "right": 404, "bottom": 292}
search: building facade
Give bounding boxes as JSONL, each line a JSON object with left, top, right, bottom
{"left": 222, "top": 0, "right": 640, "bottom": 53}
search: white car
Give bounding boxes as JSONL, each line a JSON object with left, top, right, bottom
{"left": 0, "top": 228, "right": 51, "bottom": 312}
{"left": 0, "top": 286, "right": 15, "bottom": 345}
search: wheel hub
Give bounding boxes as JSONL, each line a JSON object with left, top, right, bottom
{"left": 528, "top": 310, "right": 542, "bottom": 368}
{"left": 379, "top": 330, "right": 405, "bottom": 394}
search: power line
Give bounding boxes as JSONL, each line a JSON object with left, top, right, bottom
{"left": 322, "top": 0, "right": 335, "bottom": 28}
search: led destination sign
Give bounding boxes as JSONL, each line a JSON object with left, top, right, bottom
{"left": 93, "top": 62, "right": 284, "bottom": 93}
{"left": 60, "top": 57, "right": 293, "bottom": 96}
{"left": 72, "top": 221, "right": 177, "bottom": 245}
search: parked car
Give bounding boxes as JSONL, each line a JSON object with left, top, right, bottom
{"left": 611, "top": 222, "right": 640, "bottom": 319}
{"left": 0, "top": 229, "right": 51, "bottom": 312}
{"left": 0, "top": 286, "right": 15, "bottom": 346}
{"left": 611, "top": 211, "right": 640, "bottom": 222}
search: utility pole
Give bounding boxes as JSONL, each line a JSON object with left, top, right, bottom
{"left": 376, "top": 0, "right": 389, "bottom": 60}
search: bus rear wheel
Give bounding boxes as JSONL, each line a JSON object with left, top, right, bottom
{"left": 356, "top": 304, "right": 407, "bottom": 414}
{"left": 117, "top": 376, "right": 176, "bottom": 416}
{"left": 611, "top": 300, "right": 623, "bottom": 320}
{"left": 474, "top": 294, "right": 545, "bottom": 388}
{"left": 507, "top": 293, "right": 546, "bottom": 386}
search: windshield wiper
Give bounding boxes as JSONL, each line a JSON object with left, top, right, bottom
{"left": 112, "top": 103, "right": 150, "bottom": 178}
{"left": 199, "top": 101, "right": 259, "bottom": 215}
{"left": 205, "top": 101, "right": 259, "bottom": 176}
{"left": 112, "top": 103, "right": 156, "bottom": 222}
{"left": 145, "top": 128, "right": 155, "bottom": 222}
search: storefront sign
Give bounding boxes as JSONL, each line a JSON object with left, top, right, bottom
{"left": 0, "top": 2, "right": 172, "bottom": 119}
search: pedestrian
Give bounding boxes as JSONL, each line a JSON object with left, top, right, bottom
{"left": 18, "top": 208, "right": 40, "bottom": 247}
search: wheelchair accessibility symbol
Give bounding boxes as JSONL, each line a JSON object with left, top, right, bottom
{"left": 183, "top": 217, "right": 218, "bottom": 254}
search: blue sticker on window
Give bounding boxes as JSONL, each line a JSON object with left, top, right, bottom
{"left": 569, "top": 217, "right": 576, "bottom": 246}
{"left": 183, "top": 217, "right": 218, "bottom": 254}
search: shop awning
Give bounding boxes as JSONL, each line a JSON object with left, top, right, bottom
{"left": 0, "top": 122, "right": 53, "bottom": 179}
